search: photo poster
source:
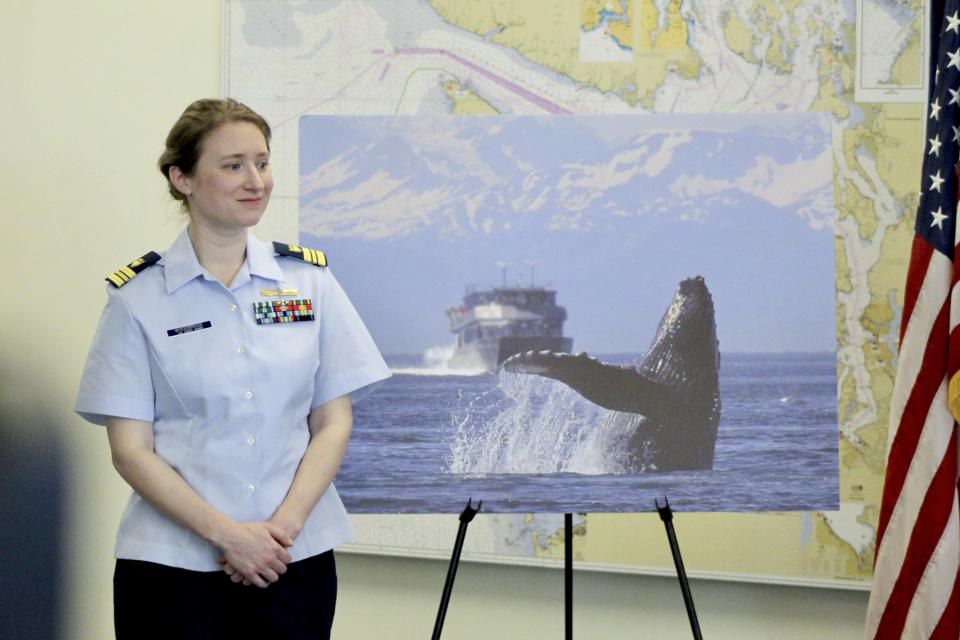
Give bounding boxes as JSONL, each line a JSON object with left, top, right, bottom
{"left": 298, "top": 112, "right": 839, "bottom": 516}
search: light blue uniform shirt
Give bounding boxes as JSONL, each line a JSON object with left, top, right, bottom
{"left": 76, "top": 229, "right": 390, "bottom": 571}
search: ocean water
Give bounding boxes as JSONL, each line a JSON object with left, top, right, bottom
{"left": 339, "top": 351, "right": 839, "bottom": 513}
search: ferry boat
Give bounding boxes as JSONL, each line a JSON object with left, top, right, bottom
{"left": 445, "top": 277, "right": 573, "bottom": 372}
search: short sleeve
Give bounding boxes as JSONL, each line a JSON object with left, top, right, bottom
{"left": 312, "top": 269, "right": 391, "bottom": 408}
{"left": 75, "top": 288, "right": 156, "bottom": 426}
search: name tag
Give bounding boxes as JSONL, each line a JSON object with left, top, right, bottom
{"left": 254, "top": 299, "right": 315, "bottom": 325}
{"left": 167, "top": 321, "right": 213, "bottom": 337}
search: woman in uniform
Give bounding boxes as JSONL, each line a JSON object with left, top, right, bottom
{"left": 75, "top": 98, "right": 390, "bottom": 639}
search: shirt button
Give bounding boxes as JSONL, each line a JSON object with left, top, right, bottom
{"left": 246, "top": 436, "right": 256, "bottom": 445}
{"left": 237, "top": 345, "right": 246, "bottom": 354}
{"left": 247, "top": 484, "right": 256, "bottom": 493}
{"left": 243, "top": 390, "right": 253, "bottom": 399}
{"left": 229, "top": 304, "right": 238, "bottom": 311}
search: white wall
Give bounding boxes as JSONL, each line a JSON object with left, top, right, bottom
{"left": 0, "top": 2, "right": 869, "bottom": 638}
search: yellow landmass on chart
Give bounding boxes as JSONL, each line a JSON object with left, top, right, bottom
{"left": 427, "top": 0, "right": 701, "bottom": 108}
{"left": 443, "top": 80, "right": 499, "bottom": 114}
{"left": 754, "top": 0, "right": 782, "bottom": 22}
{"left": 607, "top": 17, "right": 632, "bottom": 51}
{"left": 808, "top": 24, "right": 854, "bottom": 118}
{"left": 721, "top": 10, "right": 760, "bottom": 65}
{"left": 581, "top": 0, "right": 631, "bottom": 50}
{"left": 722, "top": 0, "right": 797, "bottom": 74}
{"left": 637, "top": 0, "right": 691, "bottom": 51}
{"left": 581, "top": 0, "right": 609, "bottom": 31}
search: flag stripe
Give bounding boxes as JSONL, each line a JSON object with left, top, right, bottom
{"left": 900, "top": 235, "right": 936, "bottom": 345}
{"left": 875, "top": 427, "right": 958, "bottom": 637}
{"left": 878, "top": 248, "right": 950, "bottom": 549}
{"left": 929, "top": 544, "right": 960, "bottom": 639}
{"left": 877, "top": 287, "right": 950, "bottom": 548}
{"left": 886, "top": 248, "right": 951, "bottom": 449}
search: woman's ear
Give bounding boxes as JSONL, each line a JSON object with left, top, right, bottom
{"left": 168, "top": 165, "right": 193, "bottom": 197}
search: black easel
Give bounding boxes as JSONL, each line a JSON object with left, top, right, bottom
{"left": 431, "top": 498, "right": 481, "bottom": 640}
{"left": 656, "top": 497, "right": 703, "bottom": 640}
{"left": 432, "top": 502, "right": 700, "bottom": 640}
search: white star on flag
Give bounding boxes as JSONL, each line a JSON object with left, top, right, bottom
{"left": 931, "top": 206, "right": 948, "bottom": 227}
{"left": 948, "top": 10, "right": 960, "bottom": 32}
{"left": 931, "top": 170, "right": 946, "bottom": 192}
{"left": 949, "top": 47, "right": 960, "bottom": 69}
{"left": 930, "top": 133, "right": 943, "bottom": 155}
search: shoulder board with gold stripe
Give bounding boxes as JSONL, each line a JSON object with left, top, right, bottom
{"left": 273, "top": 242, "right": 327, "bottom": 267}
{"left": 105, "top": 251, "right": 161, "bottom": 288}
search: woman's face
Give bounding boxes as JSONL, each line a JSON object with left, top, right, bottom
{"left": 179, "top": 120, "right": 273, "bottom": 233}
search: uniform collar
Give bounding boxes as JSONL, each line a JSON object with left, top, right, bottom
{"left": 161, "top": 229, "right": 203, "bottom": 293}
{"left": 162, "top": 229, "right": 284, "bottom": 294}
{"left": 245, "top": 233, "right": 285, "bottom": 282}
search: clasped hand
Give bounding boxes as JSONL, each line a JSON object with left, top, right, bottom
{"left": 217, "top": 520, "right": 294, "bottom": 588}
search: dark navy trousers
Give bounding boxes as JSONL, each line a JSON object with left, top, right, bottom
{"left": 113, "top": 550, "right": 337, "bottom": 639}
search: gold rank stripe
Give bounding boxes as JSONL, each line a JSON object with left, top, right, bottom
{"left": 106, "top": 266, "right": 135, "bottom": 287}
{"left": 273, "top": 241, "right": 328, "bottom": 268}
{"left": 303, "top": 247, "right": 326, "bottom": 267}
{"left": 105, "top": 251, "right": 162, "bottom": 288}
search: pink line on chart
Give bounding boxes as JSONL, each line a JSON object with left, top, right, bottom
{"left": 396, "top": 47, "right": 573, "bottom": 114}
{"left": 379, "top": 63, "right": 391, "bottom": 81}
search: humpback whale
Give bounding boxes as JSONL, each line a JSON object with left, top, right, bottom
{"left": 500, "top": 276, "right": 720, "bottom": 472}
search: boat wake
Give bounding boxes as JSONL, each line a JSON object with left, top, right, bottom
{"left": 387, "top": 345, "right": 488, "bottom": 377}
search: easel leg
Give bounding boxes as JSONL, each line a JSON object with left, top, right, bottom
{"left": 656, "top": 497, "right": 703, "bottom": 640}
{"left": 565, "top": 513, "right": 573, "bottom": 640}
{"left": 431, "top": 499, "right": 481, "bottom": 640}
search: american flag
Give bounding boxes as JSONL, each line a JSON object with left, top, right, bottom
{"left": 864, "top": 0, "right": 960, "bottom": 637}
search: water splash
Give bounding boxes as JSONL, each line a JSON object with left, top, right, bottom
{"left": 447, "top": 371, "right": 652, "bottom": 475}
